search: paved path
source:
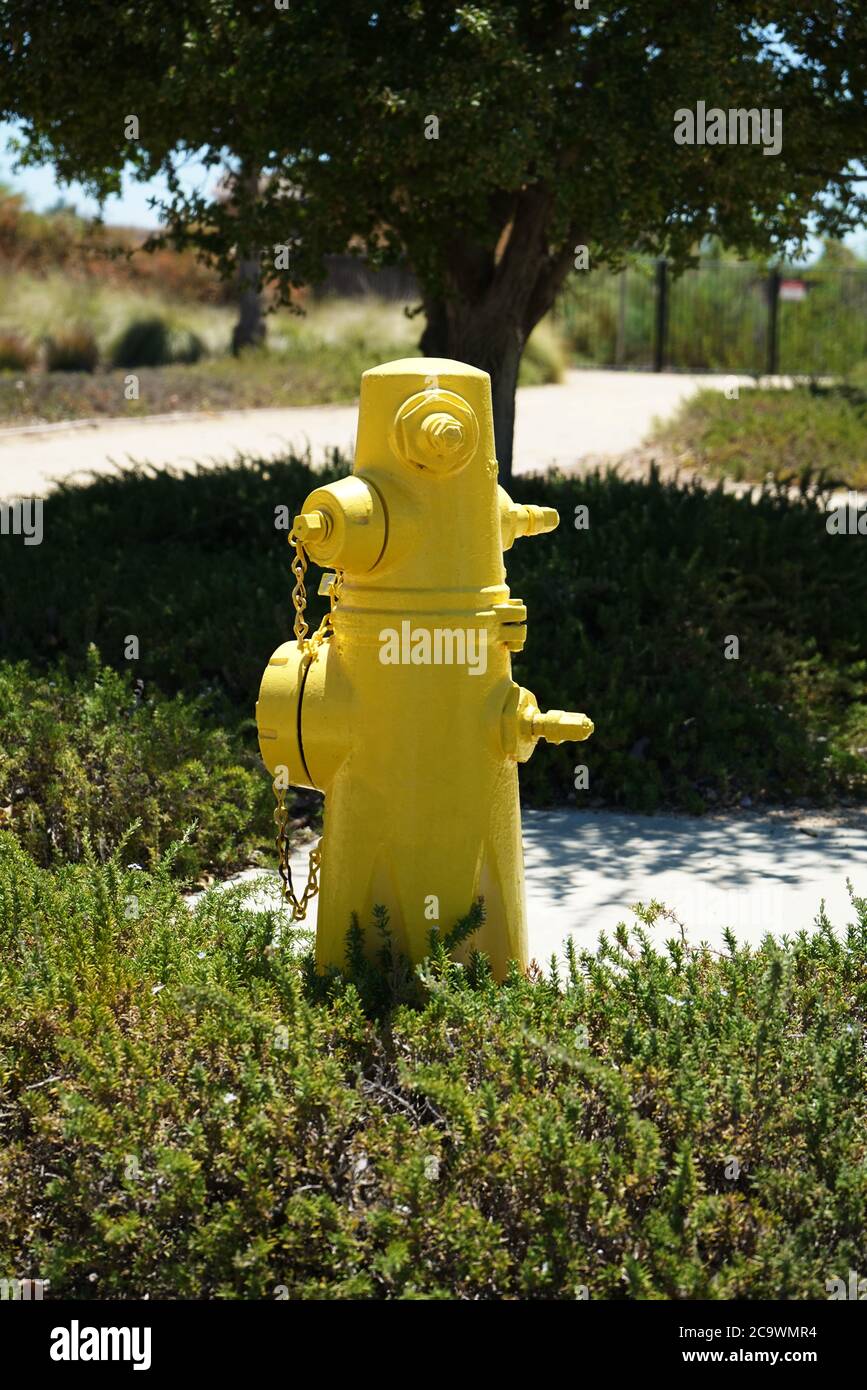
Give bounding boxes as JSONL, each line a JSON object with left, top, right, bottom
{"left": 522, "top": 808, "right": 865, "bottom": 961}
{"left": 207, "top": 807, "right": 867, "bottom": 964}
{"left": 0, "top": 369, "right": 754, "bottom": 498}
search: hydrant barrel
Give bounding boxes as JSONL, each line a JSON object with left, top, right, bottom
{"left": 256, "top": 357, "right": 593, "bottom": 979}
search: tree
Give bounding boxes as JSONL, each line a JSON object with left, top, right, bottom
{"left": 222, "top": 164, "right": 267, "bottom": 356}
{"left": 2, "top": 1, "right": 865, "bottom": 474}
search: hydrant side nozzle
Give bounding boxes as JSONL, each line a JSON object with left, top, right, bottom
{"left": 530, "top": 709, "right": 595, "bottom": 744}
{"left": 525, "top": 505, "right": 560, "bottom": 536}
{"left": 501, "top": 685, "right": 593, "bottom": 762}
{"left": 499, "top": 489, "right": 560, "bottom": 550}
{"left": 295, "top": 475, "right": 387, "bottom": 573}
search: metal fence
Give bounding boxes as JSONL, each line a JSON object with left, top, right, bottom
{"left": 314, "top": 253, "right": 419, "bottom": 302}
{"left": 314, "top": 252, "right": 867, "bottom": 377}
{"left": 554, "top": 260, "right": 867, "bottom": 376}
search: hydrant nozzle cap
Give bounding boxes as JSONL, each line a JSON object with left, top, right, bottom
{"left": 520, "top": 504, "right": 560, "bottom": 537}
{"left": 294, "top": 510, "right": 328, "bottom": 544}
{"left": 532, "top": 709, "right": 594, "bottom": 744}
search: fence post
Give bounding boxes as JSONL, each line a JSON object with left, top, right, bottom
{"left": 653, "top": 258, "right": 668, "bottom": 372}
{"left": 766, "top": 269, "right": 781, "bottom": 377}
{"left": 615, "top": 270, "right": 627, "bottom": 366}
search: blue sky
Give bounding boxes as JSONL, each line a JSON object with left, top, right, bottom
{"left": 0, "top": 121, "right": 216, "bottom": 227}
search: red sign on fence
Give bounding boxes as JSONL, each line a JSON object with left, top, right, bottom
{"left": 779, "top": 280, "right": 808, "bottom": 302}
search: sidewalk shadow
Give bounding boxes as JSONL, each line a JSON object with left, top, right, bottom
{"left": 522, "top": 807, "right": 866, "bottom": 908}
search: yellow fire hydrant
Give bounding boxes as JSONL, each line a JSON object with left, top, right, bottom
{"left": 256, "top": 357, "right": 593, "bottom": 978}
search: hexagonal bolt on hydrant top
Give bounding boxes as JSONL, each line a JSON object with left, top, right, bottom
{"left": 256, "top": 357, "right": 593, "bottom": 979}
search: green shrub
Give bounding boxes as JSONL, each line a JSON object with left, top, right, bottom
{"left": 652, "top": 384, "right": 867, "bottom": 490}
{"left": 847, "top": 359, "right": 867, "bottom": 391}
{"left": 0, "top": 831, "right": 865, "bottom": 1299}
{"left": 0, "top": 649, "right": 270, "bottom": 879}
{"left": 518, "top": 319, "right": 567, "bottom": 386}
{"left": 43, "top": 325, "right": 99, "bottom": 373}
{"left": 0, "top": 330, "right": 35, "bottom": 371}
{"left": 1, "top": 455, "right": 863, "bottom": 815}
{"left": 111, "top": 316, "right": 205, "bottom": 369}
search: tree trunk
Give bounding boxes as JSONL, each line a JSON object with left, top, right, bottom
{"left": 418, "top": 309, "right": 526, "bottom": 479}
{"left": 419, "top": 309, "right": 522, "bottom": 472}
{"left": 232, "top": 252, "right": 266, "bottom": 355}
{"left": 231, "top": 165, "right": 265, "bottom": 356}
{"left": 489, "top": 337, "right": 522, "bottom": 477}
{"left": 415, "top": 190, "right": 577, "bottom": 480}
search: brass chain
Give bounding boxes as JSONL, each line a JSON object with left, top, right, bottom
{"left": 289, "top": 530, "right": 343, "bottom": 654}
{"left": 273, "top": 530, "right": 343, "bottom": 921}
{"left": 273, "top": 786, "right": 322, "bottom": 922}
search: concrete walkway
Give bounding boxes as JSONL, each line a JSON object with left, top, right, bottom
{"left": 522, "top": 807, "right": 866, "bottom": 961}
{"left": 210, "top": 807, "right": 867, "bottom": 964}
{"left": 0, "top": 369, "right": 754, "bottom": 498}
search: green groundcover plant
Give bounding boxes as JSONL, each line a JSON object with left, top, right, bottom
{"left": 0, "top": 648, "right": 268, "bottom": 879}
{"left": 1, "top": 831, "right": 865, "bottom": 1300}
